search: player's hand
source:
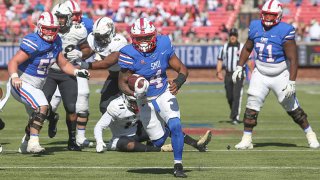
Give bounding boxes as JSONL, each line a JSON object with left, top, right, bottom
{"left": 168, "top": 80, "right": 179, "bottom": 95}
{"left": 66, "top": 49, "right": 83, "bottom": 61}
{"left": 216, "top": 72, "right": 223, "bottom": 80}
{"left": 232, "top": 66, "right": 243, "bottom": 83}
{"left": 96, "top": 142, "right": 106, "bottom": 153}
{"left": 11, "top": 77, "right": 22, "bottom": 89}
{"left": 74, "top": 69, "right": 90, "bottom": 79}
{"left": 282, "top": 80, "right": 296, "bottom": 98}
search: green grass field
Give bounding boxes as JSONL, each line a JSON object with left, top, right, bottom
{"left": 0, "top": 83, "right": 320, "bottom": 179}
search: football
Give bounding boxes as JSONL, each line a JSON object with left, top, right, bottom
{"left": 128, "top": 74, "right": 146, "bottom": 91}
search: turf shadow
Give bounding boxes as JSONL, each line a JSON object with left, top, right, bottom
{"left": 127, "top": 168, "right": 192, "bottom": 175}
{"left": 254, "top": 142, "right": 298, "bottom": 148}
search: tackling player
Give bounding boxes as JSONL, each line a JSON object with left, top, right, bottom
{"left": 8, "top": 12, "right": 89, "bottom": 153}
{"left": 118, "top": 18, "right": 189, "bottom": 178}
{"left": 94, "top": 94, "right": 212, "bottom": 153}
{"left": 232, "top": 0, "right": 320, "bottom": 149}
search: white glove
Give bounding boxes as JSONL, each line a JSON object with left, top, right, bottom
{"left": 283, "top": 80, "right": 296, "bottom": 98}
{"left": 96, "top": 141, "right": 106, "bottom": 153}
{"left": 66, "top": 49, "right": 83, "bottom": 61}
{"left": 74, "top": 69, "right": 90, "bottom": 78}
{"left": 133, "top": 79, "right": 149, "bottom": 99}
{"left": 232, "top": 66, "right": 243, "bottom": 83}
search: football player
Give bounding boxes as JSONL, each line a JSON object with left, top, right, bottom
{"left": 78, "top": 17, "right": 128, "bottom": 115}
{"left": 42, "top": 3, "right": 92, "bottom": 151}
{"left": 232, "top": 0, "right": 320, "bottom": 149}
{"left": 8, "top": 12, "right": 89, "bottom": 153}
{"left": 118, "top": 18, "right": 189, "bottom": 178}
{"left": 94, "top": 94, "right": 212, "bottom": 153}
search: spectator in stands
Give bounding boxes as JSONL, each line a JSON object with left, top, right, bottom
{"left": 134, "top": 0, "right": 154, "bottom": 8}
{"left": 95, "top": 4, "right": 107, "bottom": 16}
{"left": 309, "top": 19, "right": 320, "bottom": 41}
{"left": 106, "top": 5, "right": 114, "bottom": 17}
{"left": 0, "top": 29, "right": 7, "bottom": 42}
{"left": 34, "top": 1, "right": 45, "bottom": 12}
{"left": 5, "top": 6, "right": 16, "bottom": 21}
{"left": 207, "top": 0, "right": 219, "bottom": 11}
{"left": 86, "top": 0, "right": 93, "bottom": 8}
{"left": 226, "top": 0, "right": 235, "bottom": 11}
{"left": 219, "top": 23, "right": 229, "bottom": 33}
{"left": 119, "top": 0, "right": 130, "bottom": 8}
{"left": 212, "top": 32, "right": 222, "bottom": 43}
{"left": 296, "top": 21, "right": 308, "bottom": 42}
{"left": 311, "top": 0, "right": 320, "bottom": 6}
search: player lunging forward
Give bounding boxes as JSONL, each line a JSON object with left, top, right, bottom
{"left": 8, "top": 12, "right": 89, "bottom": 153}
{"left": 232, "top": 0, "right": 320, "bottom": 149}
{"left": 118, "top": 18, "right": 189, "bottom": 178}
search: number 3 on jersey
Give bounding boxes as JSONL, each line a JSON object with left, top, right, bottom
{"left": 256, "top": 42, "right": 274, "bottom": 62}
{"left": 150, "top": 69, "right": 163, "bottom": 88}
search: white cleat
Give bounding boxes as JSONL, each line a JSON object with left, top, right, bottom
{"left": 76, "top": 136, "right": 94, "bottom": 148}
{"left": 27, "top": 141, "right": 45, "bottom": 153}
{"left": 235, "top": 134, "right": 253, "bottom": 150}
{"left": 0, "top": 144, "right": 2, "bottom": 153}
{"left": 18, "top": 135, "right": 28, "bottom": 154}
{"left": 96, "top": 142, "right": 106, "bottom": 153}
{"left": 306, "top": 131, "right": 320, "bottom": 149}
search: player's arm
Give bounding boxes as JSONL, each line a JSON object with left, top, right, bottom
{"left": 238, "top": 39, "right": 254, "bottom": 66}
{"left": 83, "top": 52, "right": 120, "bottom": 70}
{"left": 118, "top": 68, "right": 134, "bottom": 96}
{"left": 168, "top": 53, "right": 188, "bottom": 95}
{"left": 283, "top": 39, "right": 298, "bottom": 81}
{"left": 57, "top": 52, "right": 90, "bottom": 78}
{"left": 79, "top": 41, "right": 94, "bottom": 60}
{"left": 8, "top": 50, "right": 30, "bottom": 88}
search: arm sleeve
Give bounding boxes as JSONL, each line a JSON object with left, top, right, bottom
{"left": 283, "top": 25, "right": 296, "bottom": 43}
{"left": 94, "top": 112, "right": 112, "bottom": 143}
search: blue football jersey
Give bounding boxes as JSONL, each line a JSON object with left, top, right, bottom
{"left": 118, "top": 35, "right": 175, "bottom": 97}
{"left": 248, "top": 20, "right": 295, "bottom": 64}
{"left": 18, "top": 33, "right": 62, "bottom": 78}
{"left": 81, "top": 17, "right": 93, "bottom": 34}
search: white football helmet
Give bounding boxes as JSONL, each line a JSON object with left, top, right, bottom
{"left": 64, "top": 0, "right": 82, "bottom": 23}
{"left": 261, "top": 0, "right": 283, "bottom": 27}
{"left": 122, "top": 94, "right": 138, "bottom": 113}
{"left": 93, "top": 17, "right": 115, "bottom": 47}
{"left": 51, "top": 3, "right": 61, "bottom": 15}
{"left": 55, "top": 3, "right": 73, "bottom": 32}
{"left": 130, "top": 18, "right": 157, "bottom": 53}
{"left": 37, "top": 12, "right": 59, "bottom": 42}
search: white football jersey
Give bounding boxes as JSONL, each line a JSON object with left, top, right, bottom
{"left": 51, "top": 23, "right": 88, "bottom": 70}
{"left": 107, "top": 96, "right": 139, "bottom": 138}
{"left": 87, "top": 33, "right": 127, "bottom": 71}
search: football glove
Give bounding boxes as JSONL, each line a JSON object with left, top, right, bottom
{"left": 66, "top": 49, "right": 83, "bottom": 61}
{"left": 282, "top": 80, "right": 296, "bottom": 98}
{"left": 133, "top": 79, "right": 149, "bottom": 99}
{"left": 96, "top": 141, "right": 106, "bottom": 153}
{"left": 78, "top": 61, "right": 90, "bottom": 70}
{"left": 74, "top": 69, "right": 90, "bottom": 79}
{"left": 232, "top": 66, "right": 243, "bottom": 83}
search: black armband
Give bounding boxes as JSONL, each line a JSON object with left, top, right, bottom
{"left": 173, "top": 73, "right": 187, "bottom": 89}
{"left": 88, "top": 62, "right": 92, "bottom": 69}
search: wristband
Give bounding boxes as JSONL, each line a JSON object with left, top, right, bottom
{"left": 173, "top": 73, "right": 187, "bottom": 89}
{"left": 11, "top": 73, "right": 18, "bottom": 78}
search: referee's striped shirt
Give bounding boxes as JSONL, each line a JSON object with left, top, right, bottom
{"left": 217, "top": 42, "right": 244, "bottom": 73}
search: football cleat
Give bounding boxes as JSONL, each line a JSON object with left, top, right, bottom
{"left": 76, "top": 135, "right": 94, "bottom": 148}
{"left": 173, "top": 163, "right": 187, "bottom": 178}
{"left": 0, "top": 144, "right": 2, "bottom": 153}
{"left": 96, "top": 142, "right": 106, "bottom": 153}
{"left": 306, "top": 131, "right": 320, "bottom": 149}
{"left": 232, "top": 119, "right": 241, "bottom": 125}
{"left": 161, "top": 144, "right": 173, "bottom": 152}
{"left": 48, "top": 113, "right": 59, "bottom": 138}
{"left": 196, "top": 130, "right": 212, "bottom": 152}
{"left": 27, "top": 140, "right": 45, "bottom": 153}
{"left": 18, "top": 135, "right": 28, "bottom": 154}
{"left": 68, "top": 140, "right": 82, "bottom": 151}
{"left": 235, "top": 134, "right": 253, "bottom": 150}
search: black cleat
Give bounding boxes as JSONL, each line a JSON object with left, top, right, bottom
{"left": 67, "top": 140, "right": 82, "bottom": 151}
{"left": 196, "top": 130, "right": 212, "bottom": 152}
{"left": 174, "top": 163, "right": 187, "bottom": 178}
{"left": 232, "top": 119, "right": 241, "bottom": 125}
{"left": 48, "top": 113, "right": 59, "bottom": 138}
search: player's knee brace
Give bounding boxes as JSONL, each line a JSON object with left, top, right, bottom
{"left": 243, "top": 108, "right": 259, "bottom": 128}
{"left": 287, "top": 107, "right": 307, "bottom": 125}
{"left": 29, "top": 111, "right": 47, "bottom": 131}
{"left": 152, "top": 127, "right": 170, "bottom": 147}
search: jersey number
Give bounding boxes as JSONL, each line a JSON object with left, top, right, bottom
{"left": 37, "top": 59, "right": 52, "bottom": 75}
{"left": 256, "top": 42, "right": 274, "bottom": 62}
{"left": 149, "top": 69, "right": 163, "bottom": 89}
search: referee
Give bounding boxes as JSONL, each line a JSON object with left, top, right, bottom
{"left": 216, "top": 28, "right": 244, "bottom": 125}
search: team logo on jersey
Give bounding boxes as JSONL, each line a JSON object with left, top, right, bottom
{"left": 151, "top": 60, "right": 161, "bottom": 70}
{"left": 140, "top": 60, "right": 146, "bottom": 64}
{"left": 260, "top": 37, "right": 268, "bottom": 43}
